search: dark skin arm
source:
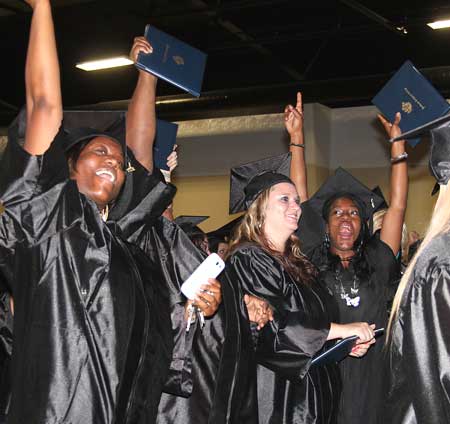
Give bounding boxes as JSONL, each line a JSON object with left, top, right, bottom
{"left": 23, "top": 0, "right": 63, "bottom": 155}
{"left": 378, "top": 113, "right": 408, "bottom": 256}
{"left": 285, "top": 92, "right": 308, "bottom": 202}
{"left": 127, "top": 36, "right": 158, "bottom": 172}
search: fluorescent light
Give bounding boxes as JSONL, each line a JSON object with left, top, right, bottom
{"left": 427, "top": 20, "right": 450, "bottom": 30}
{"left": 76, "top": 57, "right": 133, "bottom": 71}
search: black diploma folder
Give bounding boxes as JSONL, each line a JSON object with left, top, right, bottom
{"left": 372, "top": 60, "right": 450, "bottom": 147}
{"left": 154, "top": 119, "right": 178, "bottom": 171}
{"left": 136, "top": 25, "right": 207, "bottom": 97}
{"left": 312, "top": 328, "right": 384, "bottom": 367}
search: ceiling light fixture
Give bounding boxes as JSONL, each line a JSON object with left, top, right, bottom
{"left": 427, "top": 19, "right": 450, "bottom": 30}
{"left": 76, "top": 57, "right": 133, "bottom": 71}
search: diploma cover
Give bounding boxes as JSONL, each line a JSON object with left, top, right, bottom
{"left": 154, "top": 119, "right": 178, "bottom": 171}
{"left": 136, "top": 25, "right": 207, "bottom": 97}
{"left": 372, "top": 60, "right": 450, "bottom": 147}
{"left": 312, "top": 328, "right": 384, "bottom": 366}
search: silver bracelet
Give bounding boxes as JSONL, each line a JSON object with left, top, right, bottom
{"left": 391, "top": 152, "right": 408, "bottom": 163}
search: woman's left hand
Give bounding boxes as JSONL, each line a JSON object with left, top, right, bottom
{"left": 192, "top": 278, "right": 222, "bottom": 317}
{"left": 349, "top": 339, "right": 375, "bottom": 358}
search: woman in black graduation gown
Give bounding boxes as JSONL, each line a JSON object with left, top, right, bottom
{"left": 385, "top": 115, "right": 450, "bottom": 424}
{"left": 286, "top": 93, "right": 407, "bottom": 424}
{"left": 225, "top": 156, "right": 376, "bottom": 424}
{"left": 0, "top": 1, "right": 178, "bottom": 422}
{"left": 123, "top": 36, "right": 265, "bottom": 424}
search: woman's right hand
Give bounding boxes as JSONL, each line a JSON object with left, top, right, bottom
{"left": 342, "top": 322, "right": 376, "bottom": 343}
{"left": 328, "top": 322, "right": 376, "bottom": 343}
{"left": 284, "top": 92, "right": 304, "bottom": 138}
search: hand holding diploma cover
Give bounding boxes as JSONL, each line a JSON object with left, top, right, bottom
{"left": 372, "top": 60, "right": 450, "bottom": 147}
{"left": 136, "top": 25, "right": 207, "bottom": 97}
{"left": 154, "top": 119, "right": 178, "bottom": 171}
{"left": 312, "top": 328, "right": 384, "bottom": 366}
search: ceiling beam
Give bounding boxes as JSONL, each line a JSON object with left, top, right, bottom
{"left": 340, "top": 0, "right": 407, "bottom": 36}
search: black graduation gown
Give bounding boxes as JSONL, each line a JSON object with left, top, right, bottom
{"left": 0, "top": 287, "right": 12, "bottom": 423}
{"left": 0, "top": 137, "right": 175, "bottom": 424}
{"left": 227, "top": 244, "right": 341, "bottom": 424}
{"left": 310, "top": 236, "right": 399, "bottom": 424}
{"left": 386, "top": 232, "right": 450, "bottom": 424}
{"left": 133, "top": 218, "right": 258, "bottom": 424}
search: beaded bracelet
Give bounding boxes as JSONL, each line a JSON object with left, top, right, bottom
{"left": 289, "top": 143, "right": 305, "bottom": 148}
{"left": 390, "top": 152, "right": 408, "bottom": 163}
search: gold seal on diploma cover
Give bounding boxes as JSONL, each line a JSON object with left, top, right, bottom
{"left": 172, "top": 56, "right": 185, "bottom": 66}
{"left": 402, "top": 101, "right": 413, "bottom": 114}
{"left": 0, "top": 202, "right": 5, "bottom": 215}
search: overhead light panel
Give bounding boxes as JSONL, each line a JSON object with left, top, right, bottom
{"left": 427, "top": 19, "right": 450, "bottom": 30}
{"left": 76, "top": 57, "right": 133, "bottom": 71}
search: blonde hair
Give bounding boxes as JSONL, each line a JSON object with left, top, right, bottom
{"left": 387, "top": 183, "right": 450, "bottom": 342}
{"left": 228, "top": 186, "right": 317, "bottom": 284}
{"left": 372, "top": 208, "right": 409, "bottom": 263}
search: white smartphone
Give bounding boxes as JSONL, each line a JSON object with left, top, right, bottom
{"left": 181, "top": 253, "right": 225, "bottom": 300}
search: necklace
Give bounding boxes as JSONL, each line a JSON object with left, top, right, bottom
{"left": 334, "top": 267, "right": 360, "bottom": 308}
{"left": 100, "top": 204, "right": 109, "bottom": 222}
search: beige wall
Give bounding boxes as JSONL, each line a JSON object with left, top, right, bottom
{"left": 174, "top": 163, "right": 436, "bottom": 237}
{"left": 173, "top": 164, "right": 330, "bottom": 233}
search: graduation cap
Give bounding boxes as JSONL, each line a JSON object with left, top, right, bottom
{"left": 371, "top": 186, "right": 389, "bottom": 211}
{"left": 229, "top": 153, "right": 292, "bottom": 214}
{"left": 307, "top": 167, "right": 385, "bottom": 221}
{"left": 391, "top": 113, "right": 450, "bottom": 187}
{"left": 207, "top": 215, "right": 243, "bottom": 240}
{"left": 297, "top": 168, "right": 385, "bottom": 252}
{"left": 174, "top": 215, "right": 209, "bottom": 234}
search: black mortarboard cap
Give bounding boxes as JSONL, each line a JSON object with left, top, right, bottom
{"left": 371, "top": 186, "right": 388, "bottom": 211}
{"left": 207, "top": 215, "right": 243, "bottom": 240}
{"left": 174, "top": 215, "right": 209, "bottom": 227}
{"left": 391, "top": 113, "right": 450, "bottom": 186}
{"left": 308, "top": 167, "right": 385, "bottom": 221}
{"left": 229, "top": 153, "right": 292, "bottom": 214}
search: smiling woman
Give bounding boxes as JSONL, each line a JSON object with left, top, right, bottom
{"left": 67, "top": 135, "right": 126, "bottom": 211}
{"left": 0, "top": 1, "right": 176, "bottom": 423}
{"left": 223, "top": 155, "right": 375, "bottom": 424}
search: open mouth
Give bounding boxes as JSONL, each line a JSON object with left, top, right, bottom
{"left": 338, "top": 223, "right": 353, "bottom": 238}
{"left": 95, "top": 168, "right": 116, "bottom": 183}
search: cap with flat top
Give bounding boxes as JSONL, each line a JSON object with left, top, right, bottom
{"left": 307, "top": 167, "right": 385, "bottom": 221}
{"left": 229, "top": 153, "right": 292, "bottom": 214}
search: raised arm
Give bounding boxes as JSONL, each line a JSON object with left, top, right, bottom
{"left": 286, "top": 92, "right": 308, "bottom": 202}
{"left": 24, "top": 0, "right": 62, "bottom": 155}
{"left": 378, "top": 113, "right": 408, "bottom": 255}
{"left": 126, "top": 36, "right": 158, "bottom": 172}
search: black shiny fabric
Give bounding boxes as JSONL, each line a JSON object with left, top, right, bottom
{"left": 227, "top": 244, "right": 341, "bottom": 424}
{"left": 134, "top": 218, "right": 258, "bottom": 424}
{"left": 0, "top": 135, "right": 175, "bottom": 423}
{"left": 311, "top": 236, "right": 399, "bottom": 424}
{"left": 386, "top": 232, "right": 450, "bottom": 424}
{"left": 0, "top": 287, "right": 12, "bottom": 420}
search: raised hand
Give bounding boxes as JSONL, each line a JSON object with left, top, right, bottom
{"left": 166, "top": 145, "right": 178, "bottom": 172}
{"left": 378, "top": 112, "right": 402, "bottom": 140}
{"left": 284, "top": 92, "right": 304, "bottom": 137}
{"left": 244, "top": 294, "right": 274, "bottom": 330}
{"left": 129, "top": 36, "right": 153, "bottom": 63}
